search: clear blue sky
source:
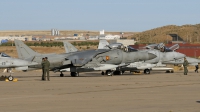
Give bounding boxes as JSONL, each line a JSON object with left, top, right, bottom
{"left": 0, "top": 0, "right": 199, "bottom": 32}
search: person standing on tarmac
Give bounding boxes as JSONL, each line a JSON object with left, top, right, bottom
{"left": 183, "top": 57, "right": 189, "bottom": 75}
{"left": 41, "top": 58, "right": 45, "bottom": 80}
{"left": 195, "top": 64, "right": 199, "bottom": 73}
{"left": 43, "top": 57, "right": 50, "bottom": 81}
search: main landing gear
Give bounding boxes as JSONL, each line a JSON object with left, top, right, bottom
{"left": 71, "top": 72, "right": 79, "bottom": 77}
{"left": 101, "top": 70, "right": 113, "bottom": 76}
{"left": 166, "top": 70, "right": 174, "bottom": 73}
{"left": 60, "top": 72, "right": 80, "bottom": 77}
{"left": 113, "top": 71, "right": 123, "bottom": 75}
{"left": 144, "top": 69, "right": 150, "bottom": 74}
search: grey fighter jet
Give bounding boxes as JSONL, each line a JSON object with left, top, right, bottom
{"left": 0, "top": 52, "right": 37, "bottom": 81}
{"left": 97, "top": 40, "right": 185, "bottom": 74}
{"left": 14, "top": 40, "right": 156, "bottom": 77}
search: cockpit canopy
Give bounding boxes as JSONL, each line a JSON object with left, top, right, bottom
{"left": 145, "top": 43, "right": 179, "bottom": 52}
{"left": 109, "top": 43, "right": 124, "bottom": 49}
{"left": 107, "top": 43, "right": 138, "bottom": 52}
{"left": 0, "top": 52, "right": 11, "bottom": 57}
{"left": 127, "top": 46, "right": 138, "bottom": 52}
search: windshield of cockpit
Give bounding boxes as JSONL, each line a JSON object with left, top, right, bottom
{"left": 0, "top": 52, "right": 11, "bottom": 57}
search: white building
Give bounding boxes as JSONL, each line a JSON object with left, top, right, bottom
{"left": 98, "top": 34, "right": 120, "bottom": 40}
{"left": 100, "top": 30, "right": 105, "bottom": 35}
{"left": 88, "top": 36, "right": 99, "bottom": 40}
{"left": 0, "top": 36, "right": 26, "bottom": 42}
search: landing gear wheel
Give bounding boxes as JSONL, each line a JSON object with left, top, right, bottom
{"left": 75, "top": 72, "right": 79, "bottom": 77}
{"left": 101, "top": 71, "right": 105, "bottom": 75}
{"left": 119, "top": 71, "right": 123, "bottom": 75}
{"left": 106, "top": 70, "right": 112, "bottom": 76}
{"left": 113, "top": 71, "right": 117, "bottom": 75}
{"left": 8, "top": 76, "right": 13, "bottom": 81}
{"left": 60, "top": 73, "right": 64, "bottom": 77}
{"left": 171, "top": 70, "right": 174, "bottom": 73}
{"left": 144, "top": 69, "right": 150, "bottom": 74}
{"left": 71, "top": 72, "right": 79, "bottom": 77}
{"left": 113, "top": 71, "right": 123, "bottom": 75}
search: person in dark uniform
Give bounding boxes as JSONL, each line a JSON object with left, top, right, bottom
{"left": 195, "top": 64, "right": 199, "bottom": 73}
{"left": 43, "top": 57, "right": 50, "bottom": 81}
{"left": 183, "top": 57, "right": 189, "bottom": 75}
{"left": 41, "top": 58, "right": 45, "bottom": 80}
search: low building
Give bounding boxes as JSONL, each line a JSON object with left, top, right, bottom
{"left": 98, "top": 34, "right": 120, "bottom": 40}
{"left": 0, "top": 36, "right": 26, "bottom": 44}
{"left": 88, "top": 36, "right": 99, "bottom": 40}
{"left": 110, "top": 39, "right": 136, "bottom": 46}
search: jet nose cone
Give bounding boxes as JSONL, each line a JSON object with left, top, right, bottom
{"left": 148, "top": 53, "right": 157, "bottom": 60}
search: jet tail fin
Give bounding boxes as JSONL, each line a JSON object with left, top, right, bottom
{"left": 14, "top": 39, "right": 40, "bottom": 59}
{"left": 98, "top": 39, "right": 110, "bottom": 49}
{"left": 63, "top": 41, "right": 78, "bottom": 53}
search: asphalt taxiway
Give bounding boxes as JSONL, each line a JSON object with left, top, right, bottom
{"left": 1, "top": 70, "right": 200, "bottom": 112}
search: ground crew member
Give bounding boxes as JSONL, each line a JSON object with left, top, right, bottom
{"left": 44, "top": 57, "right": 50, "bottom": 81}
{"left": 41, "top": 58, "right": 45, "bottom": 80}
{"left": 183, "top": 57, "right": 189, "bottom": 75}
{"left": 195, "top": 64, "right": 199, "bottom": 73}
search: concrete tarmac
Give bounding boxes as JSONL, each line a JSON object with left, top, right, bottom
{"left": 0, "top": 70, "right": 200, "bottom": 112}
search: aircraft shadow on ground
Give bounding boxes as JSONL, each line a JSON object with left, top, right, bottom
{"left": 196, "top": 101, "right": 200, "bottom": 103}
{"left": 15, "top": 76, "right": 41, "bottom": 78}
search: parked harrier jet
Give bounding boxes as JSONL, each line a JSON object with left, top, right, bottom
{"left": 14, "top": 40, "right": 156, "bottom": 77}
{"left": 0, "top": 52, "right": 37, "bottom": 81}
{"left": 97, "top": 40, "right": 185, "bottom": 74}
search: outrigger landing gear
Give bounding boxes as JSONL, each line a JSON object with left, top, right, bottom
{"left": 60, "top": 72, "right": 64, "bottom": 77}
{"left": 101, "top": 71, "right": 105, "bottom": 75}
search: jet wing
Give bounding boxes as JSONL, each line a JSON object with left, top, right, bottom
{"left": 66, "top": 49, "right": 110, "bottom": 66}
{"left": 189, "top": 63, "right": 199, "bottom": 66}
